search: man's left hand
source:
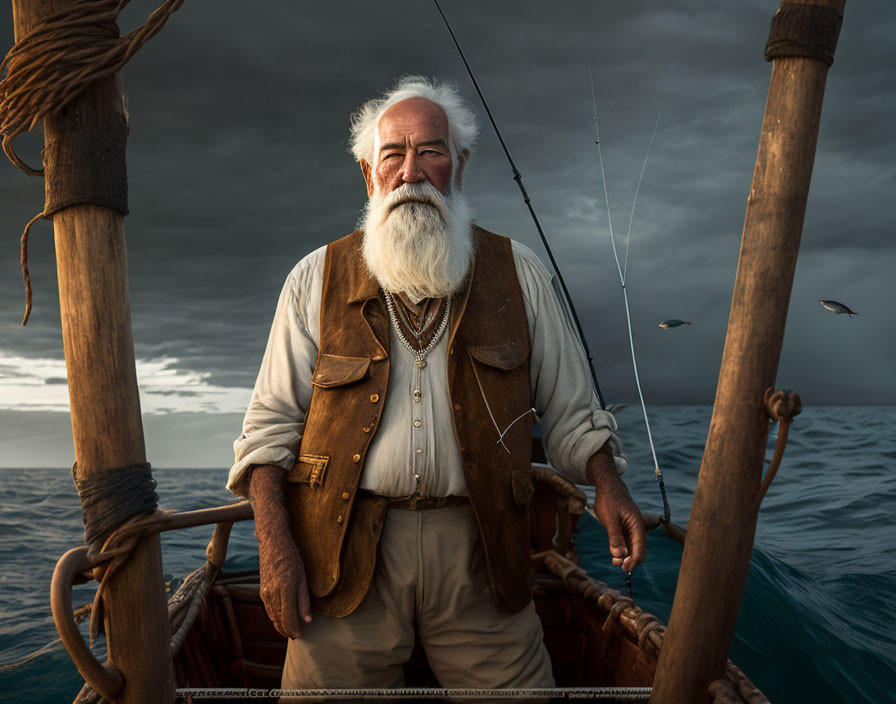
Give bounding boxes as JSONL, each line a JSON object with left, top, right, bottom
{"left": 586, "top": 448, "right": 647, "bottom": 572}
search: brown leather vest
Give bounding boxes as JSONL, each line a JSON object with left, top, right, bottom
{"left": 284, "top": 226, "right": 534, "bottom": 617}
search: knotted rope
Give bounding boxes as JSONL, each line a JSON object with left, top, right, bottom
{"left": 71, "top": 461, "right": 159, "bottom": 558}
{"left": 71, "top": 460, "right": 158, "bottom": 643}
{"left": 755, "top": 387, "right": 802, "bottom": 510}
{"left": 0, "top": 0, "right": 185, "bottom": 324}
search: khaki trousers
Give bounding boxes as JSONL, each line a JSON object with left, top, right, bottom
{"left": 281, "top": 503, "right": 554, "bottom": 691}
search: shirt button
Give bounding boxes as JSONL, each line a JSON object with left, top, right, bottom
{"left": 415, "top": 448, "right": 422, "bottom": 454}
{"left": 342, "top": 491, "right": 350, "bottom": 500}
{"left": 352, "top": 453, "right": 361, "bottom": 463}
{"left": 370, "top": 393, "right": 380, "bottom": 403}
{"left": 414, "top": 473, "right": 420, "bottom": 480}
{"left": 336, "top": 514, "right": 344, "bottom": 524}
{"left": 413, "top": 420, "right": 421, "bottom": 428}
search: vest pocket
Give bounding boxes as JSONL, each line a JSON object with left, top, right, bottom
{"left": 467, "top": 340, "right": 527, "bottom": 370}
{"left": 311, "top": 353, "right": 371, "bottom": 388}
{"left": 286, "top": 453, "right": 329, "bottom": 488}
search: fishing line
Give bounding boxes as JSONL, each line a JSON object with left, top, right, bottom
{"left": 432, "top": 0, "right": 606, "bottom": 409}
{"left": 590, "top": 68, "right": 671, "bottom": 527}
{"left": 623, "top": 112, "right": 662, "bottom": 282}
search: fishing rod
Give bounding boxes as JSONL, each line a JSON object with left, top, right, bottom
{"left": 432, "top": 0, "right": 606, "bottom": 410}
{"left": 589, "top": 68, "right": 671, "bottom": 526}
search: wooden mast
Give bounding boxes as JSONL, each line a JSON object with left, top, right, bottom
{"left": 10, "top": 2, "right": 175, "bottom": 702}
{"left": 649, "top": 1, "right": 845, "bottom": 702}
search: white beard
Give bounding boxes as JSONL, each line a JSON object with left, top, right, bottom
{"left": 360, "top": 181, "right": 474, "bottom": 302}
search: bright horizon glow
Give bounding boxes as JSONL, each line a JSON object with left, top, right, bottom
{"left": 0, "top": 352, "right": 252, "bottom": 414}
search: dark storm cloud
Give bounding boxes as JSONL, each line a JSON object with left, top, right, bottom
{"left": 1, "top": 0, "right": 894, "bottom": 411}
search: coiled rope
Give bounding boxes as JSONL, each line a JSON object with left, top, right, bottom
{"left": 71, "top": 461, "right": 159, "bottom": 558}
{"left": 0, "top": 0, "right": 185, "bottom": 324}
{"left": 71, "top": 460, "right": 159, "bottom": 643}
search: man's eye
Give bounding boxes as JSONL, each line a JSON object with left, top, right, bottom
{"left": 383, "top": 153, "right": 402, "bottom": 160}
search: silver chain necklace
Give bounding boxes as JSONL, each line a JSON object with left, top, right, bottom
{"left": 382, "top": 290, "right": 451, "bottom": 370}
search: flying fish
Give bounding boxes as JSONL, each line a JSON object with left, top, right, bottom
{"left": 658, "top": 319, "right": 691, "bottom": 329}
{"left": 819, "top": 300, "right": 857, "bottom": 317}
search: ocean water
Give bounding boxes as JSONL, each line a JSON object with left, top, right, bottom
{"left": 1, "top": 405, "right": 894, "bottom": 703}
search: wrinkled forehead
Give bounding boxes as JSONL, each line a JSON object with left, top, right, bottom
{"left": 373, "top": 97, "right": 452, "bottom": 164}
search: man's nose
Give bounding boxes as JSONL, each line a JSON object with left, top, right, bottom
{"left": 399, "top": 151, "right": 424, "bottom": 183}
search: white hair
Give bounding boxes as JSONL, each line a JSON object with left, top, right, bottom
{"left": 349, "top": 75, "right": 479, "bottom": 166}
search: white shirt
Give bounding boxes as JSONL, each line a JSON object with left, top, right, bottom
{"left": 226, "top": 238, "right": 625, "bottom": 498}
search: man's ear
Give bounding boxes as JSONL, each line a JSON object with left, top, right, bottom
{"left": 454, "top": 149, "right": 470, "bottom": 191}
{"left": 360, "top": 160, "right": 374, "bottom": 197}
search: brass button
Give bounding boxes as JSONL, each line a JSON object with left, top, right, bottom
{"left": 362, "top": 426, "right": 370, "bottom": 433}
{"left": 454, "top": 403, "right": 462, "bottom": 411}
{"left": 342, "top": 491, "right": 350, "bottom": 500}
{"left": 352, "top": 453, "right": 361, "bottom": 463}
{"left": 413, "top": 420, "right": 421, "bottom": 428}
{"left": 336, "top": 514, "right": 344, "bottom": 524}
{"left": 370, "top": 393, "right": 380, "bottom": 403}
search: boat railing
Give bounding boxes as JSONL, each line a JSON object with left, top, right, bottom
{"left": 52, "top": 502, "right": 253, "bottom": 701}
{"left": 52, "top": 464, "right": 768, "bottom": 703}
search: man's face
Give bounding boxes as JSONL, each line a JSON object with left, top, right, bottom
{"left": 361, "top": 97, "right": 464, "bottom": 198}
{"left": 358, "top": 95, "right": 474, "bottom": 301}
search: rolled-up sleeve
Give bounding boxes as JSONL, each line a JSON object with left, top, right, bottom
{"left": 512, "top": 241, "right": 626, "bottom": 484}
{"left": 226, "top": 247, "right": 325, "bottom": 498}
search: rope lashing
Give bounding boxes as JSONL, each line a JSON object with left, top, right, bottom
{"left": 0, "top": 0, "right": 185, "bottom": 325}
{"left": 71, "top": 461, "right": 159, "bottom": 643}
{"left": 71, "top": 461, "right": 159, "bottom": 557}
{"left": 755, "top": 387, "right": 802, "bottom": 511}
{"left": 0, "top": 0, "right": 185, "bottom": 174}
{"left": 765, "top": 2, "right": 843, "bottom": 67}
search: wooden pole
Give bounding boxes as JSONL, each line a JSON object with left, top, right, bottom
{"left": 11, "top": 2, "right": 175, "bottom": 703}
{"left": 649, "top": 1, "right": 845, "bottom": 702}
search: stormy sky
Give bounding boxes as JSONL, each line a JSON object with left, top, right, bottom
{"left": 1, "top": 0, "right": 893, "bottom": 468}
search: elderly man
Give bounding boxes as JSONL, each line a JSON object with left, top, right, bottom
{"left": 227, "top": 76, "right": 646, "bottom": 691}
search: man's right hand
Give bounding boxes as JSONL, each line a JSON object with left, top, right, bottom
{"left": 250, "top": 464, "right": 312, "bottom": 639}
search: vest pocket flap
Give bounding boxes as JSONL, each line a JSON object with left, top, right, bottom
{"left": 311, "top": 354, "right": 371, "bottom": 388}
{"left": 468, "top": 341, "right": 527, "bottom": 370}
{"left": 286, "top": 453, "right": 328, "bottom": 488}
